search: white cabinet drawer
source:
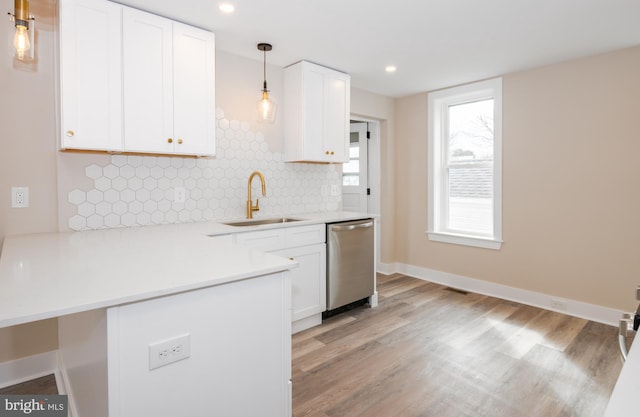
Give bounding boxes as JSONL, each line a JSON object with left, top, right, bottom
{"left": 234, "top": 224, "right": 325, "bottom": 251}
{"left": 285, "top": 224, "right": 325, "bottom": 247}
{"left": 236, "top": 228, "right": 287, "bottom": 251}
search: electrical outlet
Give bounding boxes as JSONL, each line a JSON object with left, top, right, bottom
{"left": 11, "top": 187, "right": 29, "bottom": 208}
{"left": 149, "top": 333, "right": 191, "bottom": 370}
{"left": 174, "top": 187, "right": 186, "bottom": 203}
{"left": 330, "top": 185, "right": 339, "bottom": 196}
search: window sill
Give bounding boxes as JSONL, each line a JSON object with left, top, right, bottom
{"left": 426, "top": 231, "right": 502, "bottom": 250}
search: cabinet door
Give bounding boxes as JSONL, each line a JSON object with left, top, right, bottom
{"left": 122, "top": 7, "right": 174, "bottom": 154}
{"left": 301, "top": 65, "right": 326, "bottom": 161}
{"left": 324, "top": 71, "right": 350, "bottom": 162}
{"left": 275, "top": 244, "right": 326, "bottom": 321}
{"left": 59, "top": 0, "right": 122, "bottom": 151}
{"left": 173, "top": 23, "right": 216, "bottom": 156}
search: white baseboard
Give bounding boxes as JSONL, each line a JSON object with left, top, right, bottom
{"left": 56, "top": 355, "right": 77, "bottom": 417}
{"left": 0, "top": 351, "right": 58, "bottom": 389}
{"left": 292, "top": 314, "right": 322, "bottom": 334}
{"left": 377, "top": 262, "right": 399, "bottom": 275}
{"left": 378, "top": 262, "right": 622, "bottom": 326}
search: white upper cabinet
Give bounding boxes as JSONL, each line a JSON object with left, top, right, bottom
{"left": 284, "top": 61, "right": 350, "bottom": 163}
{"left": 59, "top": 0, "right": 215, "bottom": 157}
{"left": 59, "top": 0, "right": 123, "bottom": 151}
{"left": 123, "top": 10, "right": 215, "bottom": 156}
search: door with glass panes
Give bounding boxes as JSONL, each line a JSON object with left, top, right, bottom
{"left": 342, "top": 122, "right": 368, "bottom": 212}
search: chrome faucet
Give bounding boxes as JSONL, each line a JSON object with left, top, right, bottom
{"left": 247, "top": 171, "right": 266, "bottom": 219}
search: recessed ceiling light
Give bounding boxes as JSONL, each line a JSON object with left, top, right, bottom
{"left": 219, "top": 3, "right": 235, "bottom": 13}
{"left": 385, "top": 65, "right": 397, "bottom": 73}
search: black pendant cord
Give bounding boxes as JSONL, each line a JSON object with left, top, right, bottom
{"left": 263, "top": 48, "right": 268, "bottom": 91}
{"left": 257, "top": 43, "right": 272, "bottom": 93}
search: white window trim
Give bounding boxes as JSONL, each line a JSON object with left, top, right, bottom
{"left": 427, "top": 77, "right": 503, "bottom": 250}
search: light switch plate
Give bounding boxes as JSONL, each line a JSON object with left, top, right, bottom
{"left": 174, "top": 187, "right": 186, "bottom": 203}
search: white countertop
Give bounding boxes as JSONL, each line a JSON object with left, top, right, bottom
{"left": 603, "top": 336, "right": 640, "bottom": 417}
{"left": 0, "top": 211, "right": 373, "bottom": 328}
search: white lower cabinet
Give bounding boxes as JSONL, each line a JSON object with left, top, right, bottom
{"left": 58, "top": 272, "right": 291, "bottom": 417}
{"left": 232, "top": 224, "right": 327, "bottom": 333}
{"left": 273, "top": 244, "right": 326, "bottom": 330}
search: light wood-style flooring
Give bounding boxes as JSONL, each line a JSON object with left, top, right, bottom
{"left": 0, "top": 273, "right": 624, "bottom": 416}
{"left": 0, "top": 374, "right": 57, "bottom": 395}
{"left": 292, "top": 273, "right": 623, "bottom": 417}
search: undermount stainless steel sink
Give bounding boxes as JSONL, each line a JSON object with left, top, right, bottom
{"left": 222, "top": 217, "right": 305, "bottom": 227}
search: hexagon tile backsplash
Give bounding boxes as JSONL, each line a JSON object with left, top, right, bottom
{"left": 67, "top": 108, "right": 342, "bottom": 231}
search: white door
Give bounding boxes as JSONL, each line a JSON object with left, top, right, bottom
{"left": 342, "top": 122, "right": 369, "bottom": 212}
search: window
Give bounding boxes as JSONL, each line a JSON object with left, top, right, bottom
{"left": 343, "top": 137, "right": 360, "bottom": 186}
{"left": 427, "top": 78, "right": 502, "bottom": 250}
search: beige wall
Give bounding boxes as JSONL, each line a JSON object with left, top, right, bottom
{"left": 0, "top": 0, "right": 59, "bottom": 248}
{"left": 0, "top": 0, "right": 60, "bottom": 363}
{"left": 351, "top": 88, "right": 396, "bottom": 263}
{"left": 395, "top": 45, "right": 640, "bottom": 311}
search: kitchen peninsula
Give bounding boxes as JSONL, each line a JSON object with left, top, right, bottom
{"left": 0, "top": 211, "right": 373, "bottom": 417}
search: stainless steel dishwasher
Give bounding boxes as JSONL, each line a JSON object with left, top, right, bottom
{"left": 326, "top": 218, "right": 375, "bottom": 311}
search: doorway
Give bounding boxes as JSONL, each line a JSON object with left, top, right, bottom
{"left": 342, "top": 117, "right": 381, "bottom": 274}
{"left": 342, "top": 119, "right": 380, "bottom": 216}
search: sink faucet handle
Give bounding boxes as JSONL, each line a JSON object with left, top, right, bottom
{"left": 246, "top": 171, "right": 266, "bottom": 219}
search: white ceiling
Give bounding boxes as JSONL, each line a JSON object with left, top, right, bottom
{"left": 115, "top": 0, "right": 640, "bottom": 98}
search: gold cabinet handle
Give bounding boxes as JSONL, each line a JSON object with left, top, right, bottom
{"left": 325, "top": 151, "right": 330, "bottom": 155}
{"left": 66, "top": 130, "right": 75, "bottom": 137}
{"left": 167, "top": 138, "right": 173, "bottom": 143}
{"left": 331, "top": 151, "right": 335, "bottom": 155}
{"left": 289, "top": 258, "right": 294, "bottom": 261}
{"left": 177, "top": 139, "right": 183, "bottom": 144}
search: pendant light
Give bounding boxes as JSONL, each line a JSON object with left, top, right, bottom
{"left": 8, "top": 0, "right": 35, "bottom": 61}
{"left": 257, "top": 43, "right": 276, "bottom": 123}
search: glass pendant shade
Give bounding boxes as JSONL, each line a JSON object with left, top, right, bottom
{"left": 9, "top": 0, "right": 34, "bottom": 61}
{"left": 256, "top": 43, "right": 276, "bottom": 123}
{"left": 257, "top": 89, "right": 277, "bottom": 123}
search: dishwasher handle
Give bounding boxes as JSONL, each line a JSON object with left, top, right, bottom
{"left": 619, "top": 313, "right": 636, "bottom": 362}
{"left": 330, "top": 220, "right": 373, "bottom": 232}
